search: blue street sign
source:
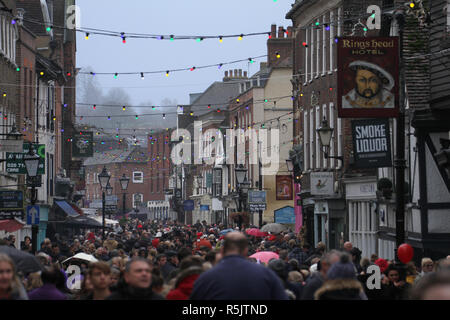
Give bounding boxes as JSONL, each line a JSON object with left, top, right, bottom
{"left": 183, "top": 200, "right": 194, "bottom": 211}
{"left": 26, "top": 205, "right": 40, "bottom": 225}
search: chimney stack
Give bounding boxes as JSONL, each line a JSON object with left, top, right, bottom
{"left": 244, "top": 71, "right": 248, "bottom": 78}
{"left": 278, "top": 26, "right": 284, "bottom": 38}
{"left": 238, "top": 69, "right": 242, "bottom": 78}
{"left": 287, "top": 26, "right": 293, "bottom": 38}
{"left": 271, "top": 24, "right": 276, "bottom": 39}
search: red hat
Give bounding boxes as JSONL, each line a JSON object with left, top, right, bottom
{"left": 219, "top": 235, "right": 224, "bottom": 240}
{"left": 375, "top": 258, "right": 389, "bottom": 273}
{"left": 268, "top": 235, "right": 277, "bottom": 241}
{"left": 197, "top": 232, "right": 203, "bottom": 240}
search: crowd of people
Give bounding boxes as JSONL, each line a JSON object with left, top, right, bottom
{"left": 1, "top": 218, "right": 450, "bottom": 300}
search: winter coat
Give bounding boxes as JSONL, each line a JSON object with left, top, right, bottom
{"left": 314, "top": 279, "right": 366, "bottom": 300}
{"left": 106, "top": 282, "right": 164, "bottom": 300}
{"left": 190, "top": 255, "right": 288, "bottom": 300}
{"left": 28, "top": 283, "right": 67, "bottom": 300}
{"left": 300, "top": 272, "right": 325, "bottom": 300}
{"left": 166, "top": 266, "right": 203, "bottom": 300}
{"left": 288, "top": 248, "right": 309, "bottom": 266}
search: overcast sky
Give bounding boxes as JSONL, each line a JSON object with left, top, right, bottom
{"left": 76, "top": 0, "right": 293, "bottom": 108}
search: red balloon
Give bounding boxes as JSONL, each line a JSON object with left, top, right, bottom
{"left": 397, "top": 243, "right": 414, "bottom": 264}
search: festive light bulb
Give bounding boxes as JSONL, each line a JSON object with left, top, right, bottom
{"left": 67, "top": 72, "right": 71, "bottom": 77}
{"left": 249, "top": 58, "right": 254, "bottom": 64}
{"left": 409, "top": 2, "right": 415, "bottom": 8}
{"left": 152, "top": 106, "right": 156, "bottom": 110}
{"left": 107, "top": 116, "right": 111, "bottom": 120}
{"left": 208, "top": 104, "right": 211, "bottom": 109}
{"left": 190, "top": 67, "right": 196, "bottom": 71}
{"left": 268, "top": 32, "right": 272, "bottom": 39}
{"left": 217, "top": 109, "right": 221, "bottom": 113}
{"left": 46, "top": 26, "right": 52, "bottom": 32}
{"left": 276, "top": 52, "right": 281, "bottom": 59}
{"left": 40, "top": 71, "right": 44, "bottom": 76}
{"left": 141, "top": 72, "right": 144, "bottom": 80}
{"left": 53, "top": 116, "right": 56, "bottom": 121}
{"left": 218, "top": 64, "right": 223, "bottom": 69}
{"left": 85, "top": 33, "right": 89, "bottom": 40}
{"left": 122, "top": 106, "right": 126, "bottom": 111}
{"left": 236, "top": 98, "right": 240, "bottom": 102}
{"left": 2, "top": 92, "right": 6, "bottom": 97}
{"left": 163, "top": 114, "right": 166, "bottom": 119}
{"left": 93, "top": 105, "right": 96, "bottom": 110}
{"left": 166, "top": 71, "right": 169, "bottom": 77}
{"left": 325, "top": 24, "right": 330, "bottom": 31}
{"left": 264, "top": 99, "right": 268, "bottom": 102}
{"left": 158, "top": 35, "right": 164, "bottom": 40}
{"left": 302, "top": 42, "right": 308, "bottom": 47}
{"left": 190, "top": 112, "right": 194, "bottom": 116}
{"left": 114, "top": 73, "right": 118, "bottom": 79}
{"left": 170, "top": 35, "right": 174, "bottom": 41}
{"left": 11, "top": 19, "right": 16, "bottom": 25}
{"left": 16, "top": 67, "right": 20, "bottom": 72}
{"left": 135, "top": 115, "right": 139, "bottom": 119}
{"left": 335, "top": 37, "right": 338, "bottom": 43}
{"left": 315, "top": 21, "right": 320, "bottom": 26}
{"left": 219, "top": 36, "right": 223, "bottom": 43}
{"left": 238, "top": 34, "right": 243, "bottom": 40}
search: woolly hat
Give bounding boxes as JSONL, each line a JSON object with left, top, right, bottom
{"left": 375, "top": 258, "right": 389, "bottom": 273}
{"left": 326, "top": 254, "right": 357, "bottom": 280}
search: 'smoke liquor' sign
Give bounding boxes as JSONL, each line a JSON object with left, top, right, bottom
{"left": 351, "top": 119, "right": 392, "bottom": 168}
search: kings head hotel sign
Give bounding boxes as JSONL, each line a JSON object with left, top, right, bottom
{"left": 352, "top": 119, "right": 392, "bottom": 168}
{"left": 338, "top": 37, "right": 399, "bottom": 118}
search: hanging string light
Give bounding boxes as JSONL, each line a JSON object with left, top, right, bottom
{"left": 85, "top": 32, "right": 90, "bottom": 40}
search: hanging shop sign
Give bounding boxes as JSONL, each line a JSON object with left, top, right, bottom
{"left": 6, "top": 143, "right": 45, "bottom": 174}
{"left": 72, "top": 131, "right": 93, "bottom": 158}
{"left": 276, "top": 175, "right": 293, "bottom": 200}
{"left": 337, "top": 37, "right": 399, "bottom": 118}
{"left": 352, "top": 118, "right": 392, "bottom": 168}
{"left": 311, "top": 172, "right": 334, "bottom": 196}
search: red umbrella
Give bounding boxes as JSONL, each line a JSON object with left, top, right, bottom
{"left": 245, "top": 228, "right": 268, "bottom": 237}
{"left": 250, "top": 251, "right": 279, "bottom": 264}
{"left": 0, "top": 219, "right": 24, "bottom": 233}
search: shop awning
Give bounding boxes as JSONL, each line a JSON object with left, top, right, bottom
{"left": 55, "top": 200, "right": 80, "bottom": 217}
{"left": 0, "top": 219, "right": 25, "bottom": 233}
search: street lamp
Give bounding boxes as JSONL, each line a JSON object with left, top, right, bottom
{"left": 106, "top": 182, "right": 113, "bottom": 219}
{"left": 119, "top": 174, "right": 129, "bottom": 216}
{"left": 98, "top": 166, "right": 110, "bottom": 240}
{"left": 235, "top": 164, "right": 247, "bottom": 184}
{"left": 234, "top": 165, "right": 248, "bottom": 230}
{"left": 24, "top": 146, "right": 40, "bottom": 254}
{"left": 316, "top": 117, "right": 343, "bottom": 162}
{"left": 286, "top": 159, "right": 294, "bottom": 173}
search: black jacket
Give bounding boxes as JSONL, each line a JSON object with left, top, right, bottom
{"left": 106, "top": 283, "right": 164, "bottom": 300}
{"left": 300, "top": 272, "right": 324, "bottom": 300}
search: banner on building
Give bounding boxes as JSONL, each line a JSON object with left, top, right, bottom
{"left": 72, "top": 131, "right": 93, "bottom": 157}
{"left": 337, "top": 37, "right": 399, "bottom": 118}
{"left": 311, "top": 172, "right": 334, "bottom": 196}
{"left": 352, "top": 119, "right": 392, "bottom": 168}
{"left": 276, "top": 175, "right": 293, "bottom": 200}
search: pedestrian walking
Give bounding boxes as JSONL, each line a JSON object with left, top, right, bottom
{"left": 28, "top": 266, "right": 66, "bottom": 300}
{"left": 106, "top": 258, "right": 164, "bottom": 300}
{"left": 0, "top": 253, "right": 28, "bottom": 300}
{"left": 190, "top": 232, "right": 288, "bottom": 300}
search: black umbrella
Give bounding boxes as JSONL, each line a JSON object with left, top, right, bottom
{"left": 0, "top": 245, "right": 44, "bottom": 274}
